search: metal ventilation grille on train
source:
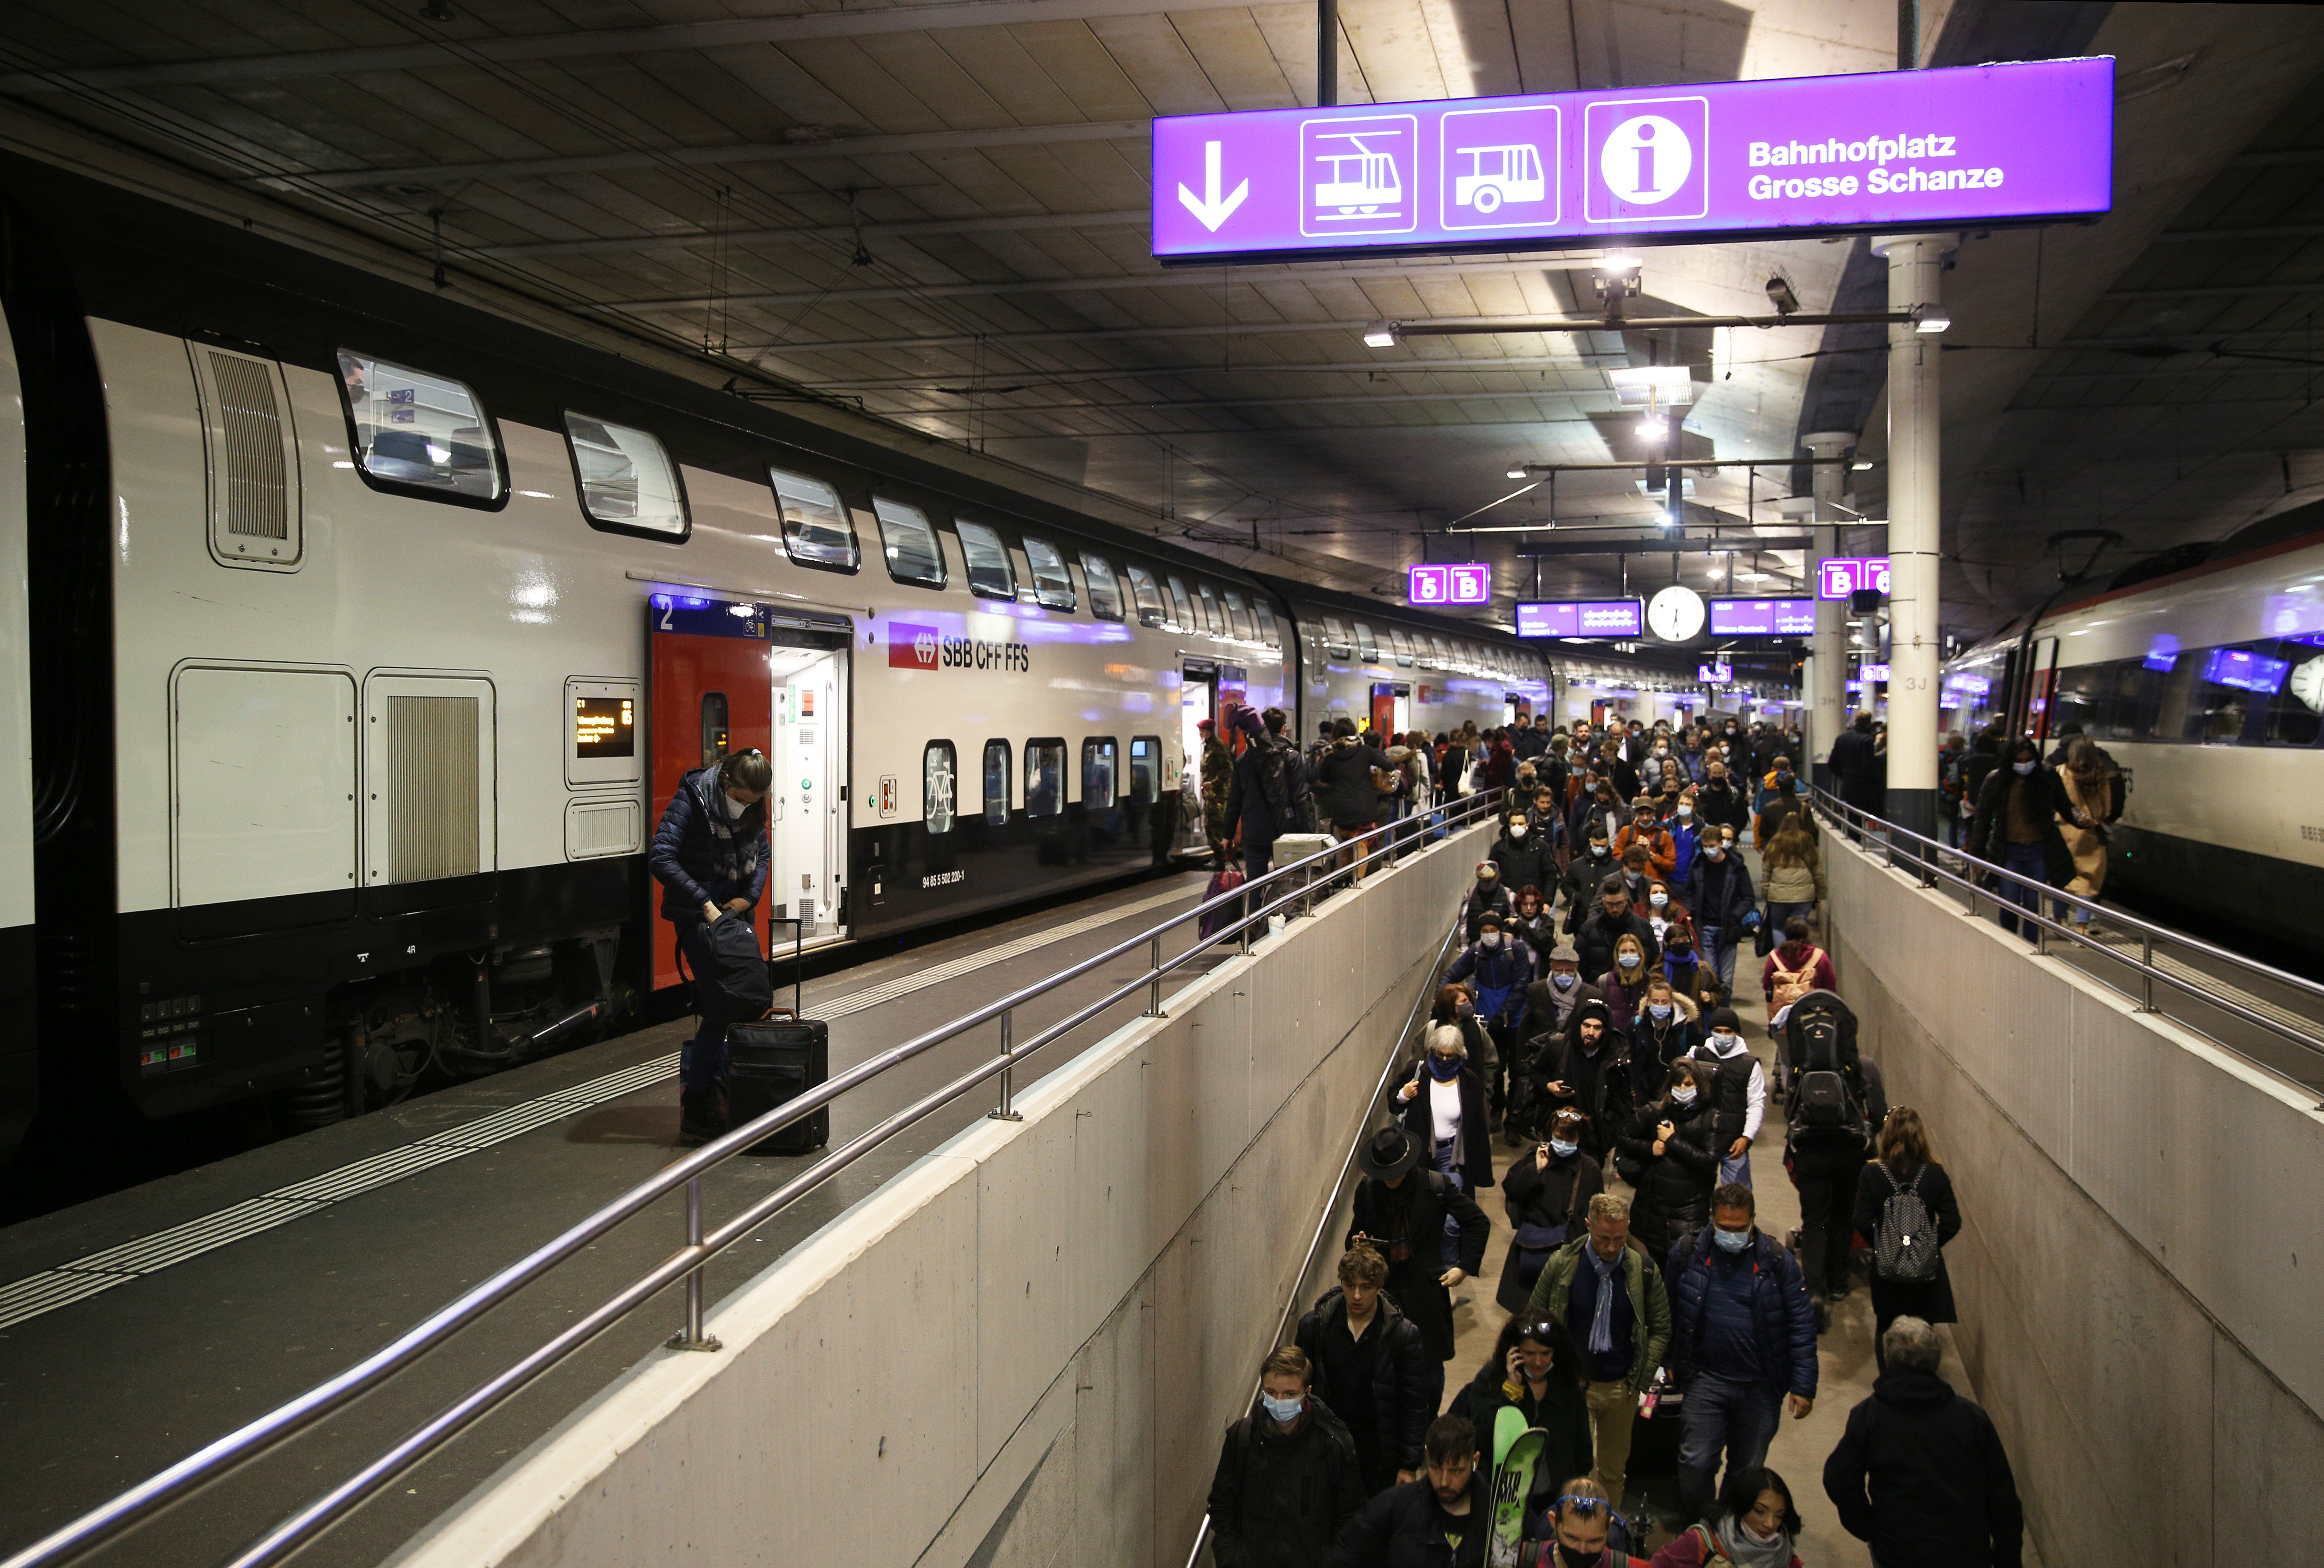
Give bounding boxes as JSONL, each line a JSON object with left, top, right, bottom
{"left": 386, "top": 696, "right": 480, "bottom": 882}
{"left": 207, "top": 351, "right": 290, "bottom": 540}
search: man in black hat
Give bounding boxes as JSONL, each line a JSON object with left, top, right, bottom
{"left": 1544, "top": 998, "right": 1632, "bottom": 1166}
{"left": 1344, "top": 1125, "right": 1490, "bottom": 1366}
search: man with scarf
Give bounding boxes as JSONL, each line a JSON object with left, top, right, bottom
{"left": 647, "top": 748, "right": 774, "bottom": 1144}
{"left": 1523, "top": 1192, "right": 1672, "bottom": 1510}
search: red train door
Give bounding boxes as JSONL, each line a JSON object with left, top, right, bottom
{"left": 648, "top": 597, "right": 775, "bottom": 992}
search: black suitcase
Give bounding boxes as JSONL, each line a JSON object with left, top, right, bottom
{"left": 727, "top": 1010, "right": 829, "bottom": 1155}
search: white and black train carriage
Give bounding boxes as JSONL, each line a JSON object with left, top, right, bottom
{"left": 1941, "top": 498, "right": 2324, "bottom": 947}
{"left": 0, "top": 156, "right": 1558, "bottom": 1158}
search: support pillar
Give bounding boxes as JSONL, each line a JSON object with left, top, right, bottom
{"left": 1801, "top": 431, "right": 1855, "bottom": 789}
{"left": 1872, "top": 234, "right": 1951, "bottom": 843}
{"left": 1317, "top": 0, "right": 1338, "bottom": 106}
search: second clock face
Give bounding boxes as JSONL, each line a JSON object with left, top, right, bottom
{"left": 1649, "top": 585, "right": 1707, "bottom": 642}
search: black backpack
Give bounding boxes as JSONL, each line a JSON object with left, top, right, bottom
{"left": 1872, "top": 1164, "right": 1942, "bottom": 1283}
{"left": 1255, "top": 737, "right": 1313, "bottom": 831}
{"left": 1785, "top": 991, "right": 1867, "bottom": 1146}
{"left": 682, "top": 911, "right": 773, "bottom": 1022}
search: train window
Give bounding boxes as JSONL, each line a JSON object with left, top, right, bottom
{"left": 335, "top": 350, "right": 506, "bottom": 506}
{"left": 1253, "top": 598, "right": 1281, "bottom": 649}
{"left": 1391, "top": 626, "right": 1417, "bottom": 667}
{"left": 1082, "top": 738, "right": 1118, "bottom": 803}
{"left": 955, "top": 520, "right": 1017, "bottom": 600}
{"left": 1222, "top": 589, "right": 1256, "bottom": 641}
{"left": 1079, "top": 551, "right": 1125, "bottom": 621}
{"left": 1023, "top": 536, "right": 1078, "bottom": 611}
{"left": 1352, "top": 620, "right": 1380, "bottom": 661}
{"left": 564, "top": 413, "right": 687, "bottom": 537}
{"left": 924, "top": 741, "right": 958, "bottom": 834}
{"left": 1197, "top": 584, "right": 1226, "bottom": 636}
{"left": 770, "top": 468, "right": 859, "bottom": 572}
{"left": 982, "top": 739, "right": 1011, "bottom": 825}
{"left": 873, "top": 498, "right": 946, "bottom": 588}
{"left": 1125, "top": 564, "right": 1166, "bottom": 626}
{"left": 1321, "top": 615, "right": 1354, "bottom": 657}
{"left": 1129, "top": 736, "right": 1159, "bottom": 805}
{"left": 1026, "top": 739, "right": 1065, "bottom": 817}
{"left": 1166, "top": 575, "right": 1196, "bottom": 631}
{"left": 1430, "top": 633, "right": 1453, "bottom": 667}
{"left": 699, "top": 691, "right": 730, "bottom": 767}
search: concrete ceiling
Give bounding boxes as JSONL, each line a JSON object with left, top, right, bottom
{"left": 2, "top": 0, "right": 2321, "bottom": 639}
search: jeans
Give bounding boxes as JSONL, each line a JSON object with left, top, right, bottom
{"left": 1764, "top": 901, "right": 1815, "bottom": 942}
{"left": 1677, "top": 1370, "right": 1784, "bottom": 1519}
{"left": 1431, "top": 1136, "right": 1465, "bottom": 1268}
{"left": 676, "top": 920, "right": 731, "bottom": 1094}
{"left": 1998, "top": 841, "right": 2052, "bottom": 938}
{"left": 1584, "top": 1379, "right": 1638, "bottom": 1502}
{"left": 1697, "top": 924, "right": 1737, "bottom": 992}
{"left": 1718, "top": 1150, "right": 1752, "bottom": 1187}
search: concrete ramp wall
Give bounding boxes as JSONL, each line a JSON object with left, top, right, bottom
{"left": 1820, "top": 833, "right": 2324, "bottom": 1566}
{"left": 391, "top": 832, "right": 1482, "bottom": 1568}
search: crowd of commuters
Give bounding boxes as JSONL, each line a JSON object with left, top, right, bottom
{"left": 1203, "top": 715, "right": 2023, "bottom": 1567}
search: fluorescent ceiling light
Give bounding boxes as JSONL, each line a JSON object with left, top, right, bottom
{"left": 1852, "top": 460, "right": 1874, "bottom": 470}
{"left": 1507, "top": 466, "right": 1529, "bottom": 480}
{"left": 1363, "top": 320, "right": 1402, "bottom": 348}
{"left": 1608, "top": 364, "right": 1697, "bottom": 407}
{"left": 1914, "top": 304, "right": 1951, "bottom": 334}
{"left": 1601, "top": 254, "right": 1641, "bottom": 273}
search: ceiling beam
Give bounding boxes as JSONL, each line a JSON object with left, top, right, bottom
{"left": 612, "top": 258, "right": 1596, "bottom": 311}
{"left": 0, "top": 0, "right": 1278, "bottom": 94}
{"left": 477, "top": 208, "right": 1147, "bottom": 259}
{"left": 739, "top": 317, "right": 1637, "bottom": 355}
{"left": 2100, "top": 281, "right": 2324, "bottom": 300}
{"left": 1507, "top": 535, "right": 1814, "bottom": 555}
{"left": 878, "top": 388, "right": 1618, "bottom": 414}
{"left": 814, "top": 356, "right": 1619, "bottom": 387}
{"left": 261, "top": 120, "right": 1151, "bottom": 192}
{"left": 2152, "top": 223, "right": 2324, "bottom": 243}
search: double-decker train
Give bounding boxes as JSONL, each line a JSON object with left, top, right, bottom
{"left": 4, "top": 153, "right": 1772, "bottom": 1161}
{"left": 1940, "top": 499, "right": 2324, "bottom": 944}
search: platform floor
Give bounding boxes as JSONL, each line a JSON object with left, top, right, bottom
{"left": 0, "top": 871, "right": 1223, "bottom": 1568}
{"left": 1440, "top": 852, "right": 2039, "bottom": 1564}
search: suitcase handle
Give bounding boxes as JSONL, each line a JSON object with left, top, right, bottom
{"left": 761, "top": 1006, "right": 799, "bottom": 1022}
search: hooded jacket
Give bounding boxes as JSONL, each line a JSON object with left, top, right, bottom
{"left": 1458, "top": 877, "right": 1513, "bottom": 942}
{"left": 1294, "top": 1289, "right": 1444, "bottom": 1477}
{"left": 1551, "top": 1001, "right": 1634, "bottom": 1159}
{"left": 1822, "top": 1369, "right": 2024, "bottom": 1568}
{"left": 648, "top": 765, "right": 771, "bottom": 922}
{"left": 1207, "top": 1393, "right": 1367, "bottom": 1568}
{"left": 1627, "top": 992, "right": 1700, "bottom": 1100}
{"left": 1315, "top": 736, "right": 1394, "bottom": 828}
{"left": 1488, "top": 825, "right": 1555, "bottom": 896}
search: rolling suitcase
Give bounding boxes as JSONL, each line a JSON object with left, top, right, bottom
{"left": 726, "top": 915, "right": 828, "bottom": 1156}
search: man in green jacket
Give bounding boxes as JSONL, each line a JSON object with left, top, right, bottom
{"left": 1523, "top": 1191, "right": 1672, "bottom": 1507}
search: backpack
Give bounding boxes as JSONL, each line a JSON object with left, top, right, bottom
{"left": 1786, "top": 992, "right": 1867, "bottom": 1145}
{"left": 1254, "top": 738, "right": 1312, "bottom": 831}
{"left": 679, "top": 911, "right": 773, "bottom": 1022}
{"left": 1768, "top": 946, "right": 1822, "bottom": 1011}
{"left": 1872, "top": 1163, "right": 1942, "bottom": 1283}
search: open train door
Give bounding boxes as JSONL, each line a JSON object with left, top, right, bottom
{"left": 647, "top": 594, "right": 852, "bottom": 993}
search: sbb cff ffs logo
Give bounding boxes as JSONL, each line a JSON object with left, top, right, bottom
{"left": 888, "top": 622, "right": 1032, "bottom": 673}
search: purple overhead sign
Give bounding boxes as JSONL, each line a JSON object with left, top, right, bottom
{"left": 1152, "top": 58, "right": 2111, "bottom": 263}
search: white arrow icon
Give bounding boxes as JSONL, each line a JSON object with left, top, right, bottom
{"left": 1177, "top": 140, "right": 1249, "bottom": 232}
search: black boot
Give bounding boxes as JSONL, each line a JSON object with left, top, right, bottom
{"left": 679, "top": 1087, "right": 727, "bottom": 1147}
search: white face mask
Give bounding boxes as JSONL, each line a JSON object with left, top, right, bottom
{"left": 1618, "top": 954, "right": 1641, "bottom": 971}
{"left": 2014, "top": 759, "right": 2038, "bottom": 775}
{"left": 1672, "top": 1086, "right": 1699, "bottom": 1107}
{"left": 1480, "top": 931, "right": 1502, "bottom": 949}
{"left": 1510, "top": 822, "right": 1528, "bottom": 839}
{"left": 1677, "top": 805, "right": 1693, "bottom": 819}
{"left": 1650, "top": 893, "right": 1669, "bottom": 909}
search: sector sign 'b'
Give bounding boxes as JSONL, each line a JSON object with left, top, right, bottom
{"left": 1152, "top": 57, "right": 2112, "bottom": 263}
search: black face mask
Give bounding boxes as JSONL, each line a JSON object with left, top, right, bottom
{"left": 1557, "top": 1545, "right": 1601, "bottom": 1568}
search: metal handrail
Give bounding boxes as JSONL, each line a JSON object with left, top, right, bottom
{"left": 1183, "top": 913, "right": 1465, "bottom": 1568}
{"left": 1808, "top": 782, "right": 2324, "bottom": 1064}
{"left": 5, "top": 785, "right": 1508, "bottom": 1568}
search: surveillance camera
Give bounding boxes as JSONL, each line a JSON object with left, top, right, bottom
{"left": 1764, "top": 275, "right": 1801, "bottom": 317}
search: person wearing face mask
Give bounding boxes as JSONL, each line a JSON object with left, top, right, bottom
{"left": 1492, "top": 809, "right": 1557, "bottom": 903}
{"left": 1615, "top": 806, "right": 1677, "bottom": 881}
{"left": 1206, "top": 1345, "right": 1366, "bottom": 1568}
{"left": 1664, "top": 1185, "right": 1818, "bottom": 1524}
{"left": 1654, "top": 1466, "right": 1806, "bottom": 1568}
{"left": 1449, "top": 1317, "right": 1593, "bottom": 1526}
{"left": 1431, "top": 984, "right": 1495, "bottom": 1106}
{"left": 1525, "top": 1478, "right": 1651, "bottom": 1568}
{"left": 1628, "top": 975, "right": 1700, "bottom": 1103}
{"left": 1560, "top": 826, "right": 1615, "bottom": 921}
{"left": 1524, "top": 1199, "right": 1672, "bottom": 1511}
{"left": 1690, "top": 1008, "right": 1767, "bottom": 1187}
{"left": 1618, "top": 1060, "right": 1719, "bottom": 1258}
{"left": 1660, "top": 924, "right": 1706, "bottom": 1003}
{"left": 1519, "top": 943, "right": 1603, "bottom": 1067}
{"left": 1324, "top": 1415, "right": 1491, "bottom": 1568}
{"left": 1446, "top": 916, "right": 1535, "bottom": 1126}
{"left": 1685, "top": 829, "right": 1760, "bottom": 991}
{"left": 1667, "top": 791, "right": 1703, "bottom": 885}
{"left": 1544, "top": 998, "right": 1634, "bottom": 1166}
{"left": 1358, "top": 1114, "right": 1491, "bottom": 1365}
{"left": 1638, "top": 880, "right": 1688, "bottom": 946}
{"left": 1696, "top": 763, "right": 1748, "bottom": 839}
{"left": 1510, "top": 885, "right": 1557, "bottom": 954}
{"left": 1758, "top": 820, "right": 1825, "bottom": 938}
{"left": 1595, "top": 933, "right": 1654, "bottom": 1026}
{"left": 1396, "top": 1022, "right": 1501, "bottom": 1204}
{"left": 1298, "top": 1241, "right": 1444, "bottom": 1493}
{"left": 1573, "top": 880, "right": 1659, "bottom": 986}
{"left": 1967, "top": 737, "right": 2075, "bottom": 941}
{"left": 1496, "top": 1109, "right": 1605, "bottom": 1313}
{"left": 1462, "top": 860, "right": 1514, "bottom": 942}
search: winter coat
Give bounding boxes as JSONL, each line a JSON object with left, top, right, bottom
{"left": 1324, "top": 1474, "right": 1491, "bottom": 1568}
{"left": 1509, "top": 910, "right": 1558, "bottom": 956}
{"left": 1488, "top": 830, "right": 1556, "bottom": 897}
{"left": 1561, "top": 845, "right": 1619, "bottom": 914}
{"left": 2057, "top": 766, "right": 2117, "bottom": 897}
{"left": 1685, "top": 851, "right": 1758, "bottom": 933}
{"left": 1851, "top": 1160, "right": 1964, "bottom": 1323}
{"left": 648, "top": 765, "right": 771, "bottom": 922}
{"left": 1223, "top": 732, "right": 1313, "bottom": 846}
{"left": 1207, "top": 1395, "right": 1367, "bottom": 1568}
{"left": 1202, "top": 737, "right": 1236, "bottom": 840}
{"left": 1573, "top": 908, "right": 1660, "bottom": 982}
{"left": 1648, "top": 1523, "right": 1803, "bottom": 1568}
{"left": 1551, "top": 1010, "right": 1636, "bottom": 1164}
{"left": 1617, "top": 1098, "right": 1719, "bottom": 1259}
{"left": 1315, "top": 739, "right": 1394, "bottom": 828}
{"left": 1394, "top": 1061, "right": 1500, "bottom": 1191}
{"left": 1518, "top": 976, "right": 1603, "bottom": 1057}
{"left": 1595, "top": 966, "right": 1648, "bottom": 1032}
{"left": 1759, "top": 836, "right": 1825, "bottom": 905}
{"left": 1446, "top": 938, "right": 1535, "bottom": 1029}
{"left": 1295, "top": 1289, "right": 1444, "bottom": 1478}
{"left": 1448, "top": 1359, "right": 1592, "bottom": 1509}
{"left": 1753, "top": 796, "right": 1809, "bottom": 850}
{"left": 1663, "top": 1225, "right": 1818, "bottom": 1398}
{"left": 1615, "top": 824, "right": 1678, "bottom": 880}
{"left": 1348, "top": 1168, "right": 1491, "bottom": 1362}
{"left": 1967, "top": 765, "right": 2075, "bottom": 884}
{"left": 1522, "top": 1234, "right": 1673, "bottom": 1394}
{"left": 1669, "top": 819, "right": 1701, "bottom": 885}
{"left": 1829, "top": 727, "right": 1881, "bottom": 809}
{"left": 1694, "top": 780, "right": 1750, "bottom": 836}
{"left": 1496, "top": 1145, "right": 1605, "bottom": 1313}
{"left": 1459, "top": 879, "right": 1514, "bottom": 942}
{"left": 1822, "top": 1370, "right": 2025, "bottom": 1568}
{"left": 1627, "top": 995, "right": 1700, "bottom": 1104}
